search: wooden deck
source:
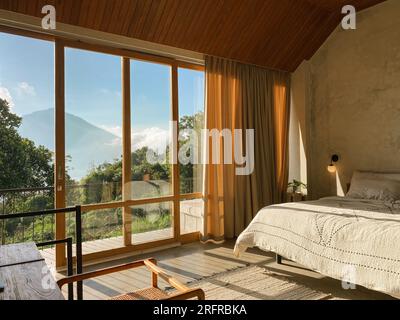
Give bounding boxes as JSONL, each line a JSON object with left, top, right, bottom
{"left": 40, "top": 228, "right": 173, "bottom": 265}
{"left": 42, "top": 240, "right": 397, "bottom": 300}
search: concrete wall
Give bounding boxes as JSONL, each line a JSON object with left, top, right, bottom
{"left": 290, "top": 0, "right": 400, "bottom": 199}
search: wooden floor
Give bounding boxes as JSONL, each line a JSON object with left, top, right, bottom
{"left": 47, "top": 240, "right": 397, "bottom": 300}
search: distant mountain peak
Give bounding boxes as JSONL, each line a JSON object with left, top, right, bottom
{"left": 20, "top": 109, "right": 122, "bottom": 180}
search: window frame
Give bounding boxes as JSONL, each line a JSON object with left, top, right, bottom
{"left": 0, "top": 26, "right": 205, "bottom": 267}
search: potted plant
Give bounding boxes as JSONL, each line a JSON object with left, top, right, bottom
{"left": 287, "top": 179, "right": 307, "bottom": 201}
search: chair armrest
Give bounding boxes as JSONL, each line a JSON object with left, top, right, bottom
{"left": 144, "top": 259, "right": 189, "bottom": 292}
{"left": 57, "top": 258, "right": 156, "bottom": 289}
{"left": 166, "top": 288, "right": 205, "bottom": 300}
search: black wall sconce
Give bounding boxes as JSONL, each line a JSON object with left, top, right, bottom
{"left": 327, "top": 154, "right": 339, "bottom": 173}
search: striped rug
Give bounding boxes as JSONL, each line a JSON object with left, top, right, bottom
{"left": 183, "top": 265, "right": 332, "bottom": 300}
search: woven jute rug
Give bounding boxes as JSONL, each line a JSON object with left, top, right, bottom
{"left": 180, "top": 265, "right": 332, "bottom": 300}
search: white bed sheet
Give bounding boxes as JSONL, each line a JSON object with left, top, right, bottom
{"left": 234, "top": 196, "right": 400, "bottom": 295}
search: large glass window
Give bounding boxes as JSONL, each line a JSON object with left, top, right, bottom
{"left": 130, "top": 60, "right": 172, "bottom": 200}
{"left": 65, "top": 48, "right": 122, "bottom": 206}
{"left": 0, "top": 28, "right": 205, "bottom": 255}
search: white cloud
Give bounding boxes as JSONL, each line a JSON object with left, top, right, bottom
{"left": 99, "top": 124, "right": 170, "bottom": 153}
{"left": 0, "top": 86, "right": 14, "bottom": 109}
{"left": 132, "top": 127, "right": 170, "bottom": 153}
{"left": 16, "top": 82, "right": 36, "bottom": 96}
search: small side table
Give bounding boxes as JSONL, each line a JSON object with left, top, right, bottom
{"left": 286, "top": 192, "right": 307, "bottom": 202}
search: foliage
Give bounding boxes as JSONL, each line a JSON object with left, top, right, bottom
{"left": 0, "top": 98, "right": 54, "bottom": 189}
{"left": 79, "top": 160, "right": 123, "bottom": 205}
{"left": 131, "top": 146, "right": 170, "bottom": 181}
{"left": 179, "top": 112, "right": 204, "bottom": 133}
{"left": 132, "top": 213, "right": 171, "bottom": 234}
{"left": 179, "top": 111, "right": 204, "bottom": 193}
{"left": 287, "top": 179, "right": 307, "bottom": 193}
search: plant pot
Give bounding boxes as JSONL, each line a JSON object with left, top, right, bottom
{"left": 293, "top": 192, "right": 304, "bottom": 202}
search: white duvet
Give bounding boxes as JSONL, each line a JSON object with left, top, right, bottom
{"left": 234, "top": 196, "right": 400, "bottom": 295}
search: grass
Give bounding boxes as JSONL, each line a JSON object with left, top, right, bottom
{"left": 132, "top": 214, "right": 171, "bottom": 234}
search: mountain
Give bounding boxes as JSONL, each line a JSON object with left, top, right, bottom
{"left": 19, "top": 109, "right": 122, "bottom": 180}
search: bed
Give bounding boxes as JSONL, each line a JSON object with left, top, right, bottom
{"left": 234, "top": 171, "right": 400, "bottom": 295}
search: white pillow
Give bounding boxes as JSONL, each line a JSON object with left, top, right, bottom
{"left": 347, "top": 171, "right": 400, "bottom": 201}
{"left": 350, "top": 171, "right": 400, "bottom": 182}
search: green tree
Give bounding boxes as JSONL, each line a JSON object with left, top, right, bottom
{"left": 0, "top": 99, "right": 55, "bottom": 243}
{"left": 179, "top": 111, "right": 204, "bottom": 193}
{"left": 179, "top": 112, "right": 204, "bottom": 133}
{"left": 78, "top": 146, "right": 171, "bottom": 205}
{"left": 0, "top": 98, "right": 53, "bottom": 189}
{"left": 132, "top": 146, "right": 170, "bottom": 181}
{"left": 79, "top": 159, "right": 123, "bottom": 204}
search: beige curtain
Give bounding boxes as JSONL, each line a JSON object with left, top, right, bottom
{"left": 203, "top": 56, "right": 291, "bottom": 240}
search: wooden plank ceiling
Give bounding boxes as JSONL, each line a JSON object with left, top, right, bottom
{"left": 0, "top": 0, "right": 386, "bottom": 72}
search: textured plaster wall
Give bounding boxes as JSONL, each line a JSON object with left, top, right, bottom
{"left": 291, "top": 0, "right": 400, "bottom": 199}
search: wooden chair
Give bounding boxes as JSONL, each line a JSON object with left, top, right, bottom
{"left": 57, "top": 258, "right": 205, "bottom": 300}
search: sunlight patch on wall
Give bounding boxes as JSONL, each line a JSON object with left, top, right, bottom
{"left": 336, "top": 170, "right": 345, "bottom": 196}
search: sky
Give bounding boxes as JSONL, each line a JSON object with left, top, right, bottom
{"left": 0, "top": 32, "right": 204, "bottom": 154}
{"left": 0, "top": 33, "right": 54, "bottom": 115}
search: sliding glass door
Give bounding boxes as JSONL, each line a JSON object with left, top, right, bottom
{"left": 130, "top": 60, "right": 174, "bottom": 243}
{"left": 0, "top": 27, "right": 205, "bottom": 266}
{"left": 60, "top": 41, "right": 205, "bottom": 260}
{"left": 65, "top": 47, "right": 123, "bottom": 252}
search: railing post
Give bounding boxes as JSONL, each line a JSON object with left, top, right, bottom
{"left": 66, "top": 237, "right": 73, "bottom": 300}
{"left": 75, "top": 205, "right": 83, "bottom": 300}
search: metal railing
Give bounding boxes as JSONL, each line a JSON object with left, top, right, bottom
{"left": 0, "top": 185, "right": 122, "bottom": 245}
{"left": 0, "top": 186, "right": 55, "bottom": 245}
{"left": 0, "top": 206, "right": 83, "bottom": 300}
{"left": 0, "top": 186, "right": 54, "bottom": 212}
